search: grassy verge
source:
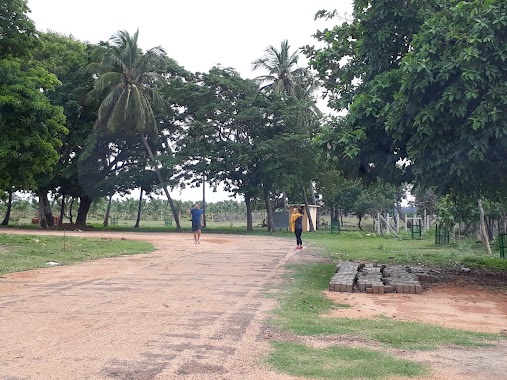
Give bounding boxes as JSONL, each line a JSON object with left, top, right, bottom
{"left": 0, "top": 233, "right": 154, "bottom": 275}
{"left": 266, "top": 236, "right": 505, "bottom": 380}
{"left": 274, "top": 263, "right": 498, "bottom": 350}
{"left": 267, "top": 341, "right": 426, "bottom": 379}
{"left": 306, "top": 231, "right": 507, "bottom": 270}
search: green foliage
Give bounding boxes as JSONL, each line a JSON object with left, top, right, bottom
{"left": 389, "top": 0, "right": 507, "bottom": 197}
{"left": 268, "top": 341, "right": 426, "bottom": 379}
{"left": 86, "top": 30, "right": 184, "bottom": 229}
{"left": 0, "top": 233, "right": 153, "bottom": 275}
{"left": 352, "top": 181, "right": 398, "bottom": 217}
{"left": 252, "top": 40, "right": 318, "bottom": 102}
{"left": 0, "top": 58, "right": 67, "bottom": 190}
{"left": 306, "top": 231, "right": 501, "bottom": 268}
{"left": 87, "top": 30, "right": 167, "bottom": 136}
{"left": 435, "top": 194, "right": 457, "bottom": 229}
{"left": 0, "top": 0, "right": 37, "bottom": 58}
{"left": 305, "top": 1, "right": 441, "bottom": 183}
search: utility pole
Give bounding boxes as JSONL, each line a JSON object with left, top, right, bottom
{"left": 202, "top": 173, "right": 207, "bottom": 228}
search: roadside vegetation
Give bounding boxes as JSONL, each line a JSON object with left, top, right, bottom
{"left": 266, "top": 232, "right": 506, "bottom": 379}
{"left": 0, "top": 233, "right": 153, "bottom": 276}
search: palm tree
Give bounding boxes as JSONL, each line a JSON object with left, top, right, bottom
{"left": 252, "top": 40, "right": 311, "bottom": 97}
{"left": 253, "top": 40, "right": 321, "bottom": 231}
{"left": 86, "top": 30, "right": 181, "bottom": 230}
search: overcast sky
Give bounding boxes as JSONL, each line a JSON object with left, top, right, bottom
{"left": 27, "top": 0, "right": 353, "bottom": 202}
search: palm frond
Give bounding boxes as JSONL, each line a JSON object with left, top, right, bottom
{"left": 90, "top": 29, "right": 166, "bottom": 138}
{"left": 95, "top": 84, "right": 125, "bottom": 129}
{"left": 84, "top": 72, "right": 123, "bottom": 105}
{"left": 107, "top": 90, "right": 130, "bottom": 132}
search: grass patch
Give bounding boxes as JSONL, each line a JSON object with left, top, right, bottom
{"left": 305, "top": 231, "right": 506, "bottom": 269}
{"left": 274, "top": 263, "right": 500, "bottom": 350}
{"left": 268, "top": 341, "right": 426, "bottom": 379}
{"left": 0, "top": 234, "right": 154, "bottom": 275}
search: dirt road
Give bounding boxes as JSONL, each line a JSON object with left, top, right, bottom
{"left": 1, "top": 229, "right": 507, "bottom": 380}
{"left": 0, "top": 230, "right": 299, "bottom": 380}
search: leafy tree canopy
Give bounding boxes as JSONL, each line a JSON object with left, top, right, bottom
{"left": 0, "top": 0, "right": 37, "bottom": 58}
{"left": 0, "top": 58, "right": 67, "bottom": 190}
{"left": 388, "top": 0, "right": 507, "bottom": 198}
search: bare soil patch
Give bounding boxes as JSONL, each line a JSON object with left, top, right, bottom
{"left": 0, "top": 229, "right": 506, "bottom": 380}
{"left": 326, "top": 281, "right": 507, "bottom": 334}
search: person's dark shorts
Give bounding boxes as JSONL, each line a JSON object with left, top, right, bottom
{"left": 192, "top": 222, "right": 202, "bottom": 232}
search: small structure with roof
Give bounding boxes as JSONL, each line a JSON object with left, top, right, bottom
{"left": 288, "top": 204, "right": 320, "bottom": 232}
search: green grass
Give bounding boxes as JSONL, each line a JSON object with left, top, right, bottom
{"left": 305, "top": 231, "right": 507, "bottom": 270}
{"left": 267, "top": 341, "right": 426, "bottom": 380}
{"left": 0, "top": 233, "right": 154, "bottom": 275}
{"left": 273, "top": 263, "right": 501, "bottom": 350}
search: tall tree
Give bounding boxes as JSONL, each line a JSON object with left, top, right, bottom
{"left": 0, "top": 0, "right": 67, "bottom": 227}
{"left": 30, "top": 32, "right": 97, "bottom": 227}
{"left": 305, "top": 1, "right": 443, "bottom": 183}
{"left": 86, "top": 30, "right": 181, "bottom": 230}
{"left": 0, "top": 0, "right": 37, "bottom": 58}
{"left": 253, "top": 40, "right": 322, "bottom": 230}
{"left": 0, "top": 59, "right": 67, "bottom": 226}
{"left": 252, "top": 40, "right": 311, "bottom": 97}
{"left": 387, "top": 0, "right": 507, "bottom": 198}
{"left": 177, "top": 67, "right": 265, "bottom": 231}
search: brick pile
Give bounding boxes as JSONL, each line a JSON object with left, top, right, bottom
{"left": 329, "top": 262, "right": 440, "bottom": 294}
{"left": 328, "top": 262, "right": 359, "bottom": 292}
{"left": 383, "top": 266, "right": 422, "bottom": 294}
{"left": 357, "top": 264, "right": 386, "bottom": 294}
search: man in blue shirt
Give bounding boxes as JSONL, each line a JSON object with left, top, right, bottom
{"left": 190, "top": 203, "right": 204, "bottom": 244}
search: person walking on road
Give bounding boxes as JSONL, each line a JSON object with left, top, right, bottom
{"left": 190, "top": 203, "right": 204, "bottom": 244}
{"left": 290, "top": 207, "right": 304, "bottom": 249}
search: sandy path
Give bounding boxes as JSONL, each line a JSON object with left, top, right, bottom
{"left": 1, "top": 229, "right": 507, "bottom": 380}
{"left": 0, "top": 229, "right": 300, "bottom": 380}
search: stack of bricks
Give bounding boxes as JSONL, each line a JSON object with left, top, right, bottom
{"left": 382, "top": 266, "right": 423, "bottom": 294}
{"left": 357, "top": 264, "right": 387, "bottom": 294}
{"left": 328, "top": 263, "right": 439, "bottom": 294}
{"left": 408, "top": 266, "right": 442, "bottom": 283}
{"left": 328, "top": 262, "right": 359, "bottom": 292}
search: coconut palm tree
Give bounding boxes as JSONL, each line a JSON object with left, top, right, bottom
{"left": 253, "top": 40, "right": 321, "bottom": 231}
{"left": 86, "top": 30, "right": 181, "bottom": 230}
{"left": 252, "top": 40, "right": 311, "bottom": 97}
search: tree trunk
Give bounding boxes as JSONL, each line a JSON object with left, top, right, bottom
{"left": 1, "top": 190, "right": 13, "bottom": 226}
{"left": 141, "top": 134, "right": 181, "bottom": 231}
{"left": 69, "top": 197, "right": 74, "bottom": 224}
{"left": 59, "top": 194, "right": 65, "bottom": 225}
{"left": 302, "top": 183, "right": 315, "bottom": 232}
{"left": 264, "top": 189, "right": 274, "bottom": 232}
{"left": 358, "top": 214, "right": 363, "bottom": 231}
{"left": 202, "top": 175, "right": 207, "bottom": 228}
{"left": 76, "top": 195, "right": 92, "bottom": 227}
{"left": 485, "top": 216, "right": 495, "bottom": 241}
{"left": 38, "top": 189, "right": 54, "bottom": 228}
{"left": 478, "top": 199, "right": 492, "bottom": 255}
{"left": 245, "top": 195, "right": 253, "bottom": 232}
{"left": 134, "top": 188, "right": 143, "bottom": 228}
{"left": 331, "top": 205, "right": 338, "bottom": 223}
{"left": 103, "top": 194, "right": 113, "bottom": 227}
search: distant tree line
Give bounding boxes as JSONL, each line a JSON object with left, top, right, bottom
{"left": 2, "top": 0, "right": 507, "bottom": 248}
